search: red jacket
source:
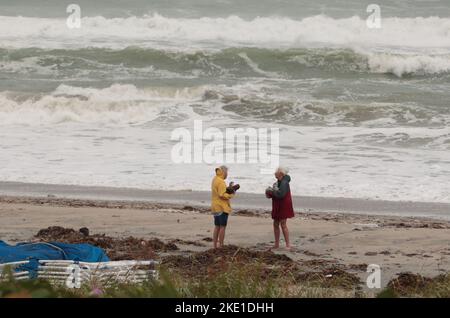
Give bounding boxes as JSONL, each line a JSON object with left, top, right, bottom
{"left": 267, "top": 175, "right": 295, "bottom": 220}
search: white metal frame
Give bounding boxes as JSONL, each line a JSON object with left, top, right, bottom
{"left": 0, "top": 261, "right": 30, "bottom": 281}
{"left": 1, "top": 260, "right": 159, "bottom": 288}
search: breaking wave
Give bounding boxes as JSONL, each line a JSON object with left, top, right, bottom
{"left": 0, "top": 84, "right": 205, "bottom": 125}
{"left": 1, "top": 13, "right": 450, "bottom": 50}
{"left": 2, "top": 47, "right": 450, "bottom": 78}
{"left": 1, "top": 83, "right": 449, "bottom": 128}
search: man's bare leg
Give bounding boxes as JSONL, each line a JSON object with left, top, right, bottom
{"left": 280, "top": 219, "right": 291, "bottom": 250}
{"left": 218, "top": 226, "right": 226, "bottom": 247}
{"left": 213, "top": 225, "right": 220, "bottom": 248}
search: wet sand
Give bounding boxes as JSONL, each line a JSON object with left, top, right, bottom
{"left": 1, "top": 194, "right": 450, "bottom": 290}
{"left": 1, "top": 181, "right": 450, "bottom": 219}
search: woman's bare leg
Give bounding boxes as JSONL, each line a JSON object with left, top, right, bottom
{"left": 273, "top": 220, "right": 280, "bottom": 249}
{"left": 280, "top": 219, "right": 291, "bottom": 249}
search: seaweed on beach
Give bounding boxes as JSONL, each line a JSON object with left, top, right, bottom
{"left": 294, "top": 267, "right": 361, "bottom": 290}
{"left": 35, "top": 226, "right": 178, "bottom": 260}
{"left": 161, "top": 245, "right": 296, "bottom": 279}
{"left": 28, "top": 227, "right": 369, "bottom": 294}
{"left": 387, "top": 272, "right": 432, "bottom": 293}
{"left": 382, "top": 272, "right": 442, "bottom": 297}
{"left": 375, "top": 271, "right": 450, "bottom": 297}
{"left": 160, "top": 245, "right": 362, "bottom": 290}
{"left": 347, "top": 263, "right": 368, "bottom": 271}
{"left": 168, "top": 239, "right": 206, "bottom": 247}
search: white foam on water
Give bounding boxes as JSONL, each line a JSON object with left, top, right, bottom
{"left": 289, "top": 48, "right": 450, "bottom": 76}
{"left": 0, "top": 84, "right": 206, "bottom": 125}
{"left": 0, "top": 122, "right": 448, "bottom": 203}
{"left": 1, "top": 83, "right": 449, "bottom": 128}
{"left": 1, "top": 14, "right": 450, "bottom": 50}
{"left": 0, "top": 56, "right": 59, "bottom": 75}
{"left": 237, "top": 52, "right": 281, "bottom": 78}
{"left": 365, "top": 52, "right": 450, "bottom": 77}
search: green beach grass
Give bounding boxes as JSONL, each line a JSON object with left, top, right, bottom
{"left": 1, "top": 264, "right": 360, "bottom": 298}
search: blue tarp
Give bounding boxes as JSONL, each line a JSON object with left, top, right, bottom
{"left": 0, "top": 241, "right": 110, "bottom": 277}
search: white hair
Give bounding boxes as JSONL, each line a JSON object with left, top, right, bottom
{"left": 276, "top": 166, "right": 289, "bottom": 175}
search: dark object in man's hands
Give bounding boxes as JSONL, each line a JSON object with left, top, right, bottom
{"left": 226, "top": 182, "right": 240, "bottom": 194}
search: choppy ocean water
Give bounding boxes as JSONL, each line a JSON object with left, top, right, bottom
{"left": 0, "top": 0, "right": 449, "bottom": 202}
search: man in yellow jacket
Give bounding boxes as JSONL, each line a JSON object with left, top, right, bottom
{"left": 211, "top": 165, "right": 234, "bottom": 248}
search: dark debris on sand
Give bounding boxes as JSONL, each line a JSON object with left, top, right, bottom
{"left": 386, "top": 272, "right": 435, "bottom": 296}
{"left": 35, "top": 226, "right": 178, "bottom": 261}
{"left": 162, "top": 245, "right": 296, "bottom": 278}
{"left": 34, "top": 227, "right": 362, "bottom": 290}
{"left": 162, "top": 245, "right": 361, "bottom": 290}
{"left": 169, "top": 239, "right": 206, "bottom": 247}
{"left": 294, "top": 267, "right": 361, "bottom": 290}
{"left": 385, "top": 272, "right": 450, "bottom": 297}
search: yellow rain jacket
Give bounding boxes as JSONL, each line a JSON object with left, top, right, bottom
{"left": 211, "top": 167, "right": 234, "bottom": 213}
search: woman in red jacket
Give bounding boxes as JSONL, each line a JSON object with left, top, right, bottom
{"left": 265, "top": 167, "right": 295, "bottom": 250}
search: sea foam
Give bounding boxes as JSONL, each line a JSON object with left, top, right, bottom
{"left": 1, "top": 14, "right": 450, "bottom": 50}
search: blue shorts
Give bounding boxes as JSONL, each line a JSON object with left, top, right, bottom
{"left": 214, "top": 212, "right": 229, "bottom": 226}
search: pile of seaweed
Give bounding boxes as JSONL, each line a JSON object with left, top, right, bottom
{"left": 35, "top": 226, "right": 178, "bottom": 260}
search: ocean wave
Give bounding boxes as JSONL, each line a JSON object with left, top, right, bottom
{"left": 220, "top": 96, "right": 450, "bottom": 128}
{"left": 2, "top": 47, "right": 450, "bottom": 78}
{"left": 1, "top": 82, "right": 449, "bottom": 128}
{"left": 0, "top": 84, "right": 204, "bottom": 125}
{"left": 352, "top": 132, "right": 450, "bottom": 151}
{"left": 1, "top": 14, "right": 450, "bottom": 51}
{"left": 289, "top": 49, "right": 450, "bottom": 77}
{"left": 366, "top": 53, "right": 450, "bottom": 77}
{"left": 2, "top": 82, "right": 447, "bottom": 128}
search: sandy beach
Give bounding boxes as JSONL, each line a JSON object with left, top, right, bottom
{"left": 2, "top": 189, "right": 450, "bottom": 292}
